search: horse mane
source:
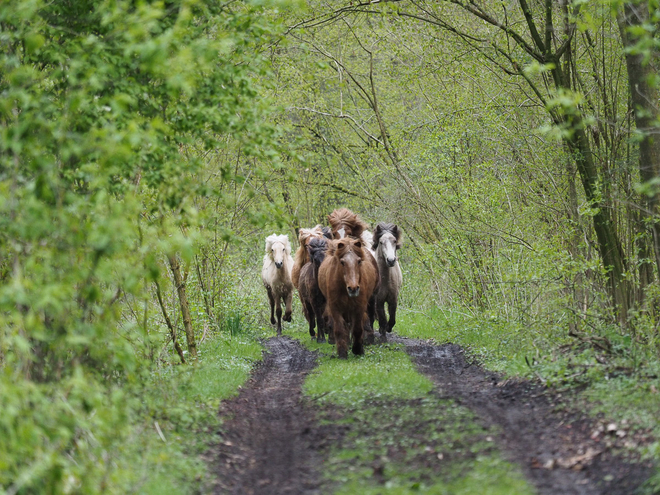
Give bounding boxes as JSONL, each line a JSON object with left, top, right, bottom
{"left": 265, "top": 234, "right": 291, "bottom": 254}
{"left": 328, "top": 208, "right": 370, "bottom": 239}
{"left": 372, "top": 223, "right": 402, "bottom": 250}
{"left": 298, "top": 225, "right": 324, "bottom": 245}
{"left": 321, "top": 226, "right": 333, "bottom": 239}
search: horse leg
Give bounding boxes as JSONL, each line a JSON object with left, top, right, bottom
{"left": 376, "top": 299, "right": 389, "bottom": 340}
{"left": 305, "top": 300, "right": 316, "bottom": 338}
{"left": 333, "top": 315, "right": 348, "bottom": 359}
{"left": 326, "top": 314, "right": 335, "bottom": 345}
{"left": 267, "top": 287, "right": 276, "bottom": 326}
{"left": 362, "top": 311, "right": 375, "bottom": 345}
{"left": 315, "top": 302, "right": 326, "bottom": 344}
{"left": 387, "top": 297, "right": 397, "bottom": 333}
{"left": 283, "top": 290, "right": 293, "bottom": 322}
{"left": 367, "top": 295, "right": 377, "bottom": 332}
{"left": 351, "top": 313, "right": 365, "bottom": 356}
{"left": 275, "top": 293, "right": 283, "bottom": 336}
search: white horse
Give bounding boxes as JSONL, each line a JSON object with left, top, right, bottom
{"left": 371, "top": 223, "right": 403, "bottom": 340}
{"left": 261, "top": 234, "right": 294, "bottom": 335}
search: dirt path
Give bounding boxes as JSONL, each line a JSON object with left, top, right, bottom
{"left": 396, "top": 336, "right": 653, "bottom": 495}
{"left": 211, "top": 336, "right": 326, "bottom": 494}
{"left": 210, "top": 335, "right": 653, "bottom": 494}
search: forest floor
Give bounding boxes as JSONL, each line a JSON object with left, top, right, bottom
{"left": 209, "top": 334, "right": 654, "bottom": 494}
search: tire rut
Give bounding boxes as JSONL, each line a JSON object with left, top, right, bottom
{"left": 211, "top": 336, "right": 322, "bottom": 495}
{"left": 393, "top": 335, "right": 653, "bottom": 495}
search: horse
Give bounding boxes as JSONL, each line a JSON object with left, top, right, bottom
{"left": 292, "top": 225, "right": 325, "bottom": 289}
{"left": 328, "top": 208, "right": 370, "bottom": 241}
{"left": 318, "top": 237, "right": 379, "bottom": 358}
{"left": 298, "top": 237, "right": 330, "bottom": 343}
{"left": 261, "top": 234, "right": 294, "bottom": 335}
{"left": 328, "top": 208, "right": 380, "bottom": 341}
{"left": 372, "top": 223, "right": 403, "bottom": 340}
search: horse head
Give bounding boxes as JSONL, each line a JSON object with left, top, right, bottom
{"left": 266, "top": 234, "right": 290, "bottom": 270}
{"left": 332, "top": 238, "right": 365, "bottom": 298}
{"left": 373, "top": 223, "right": 402, "bottom": 267}
{"left": 306, "top": 237, "right": 328, "bottom": 269}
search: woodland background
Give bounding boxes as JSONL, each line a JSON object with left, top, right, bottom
{"left": 1, "top": 0, "right": 660, "bottom": 492}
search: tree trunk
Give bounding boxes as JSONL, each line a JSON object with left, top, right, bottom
{"left": 551, "top": 52, "right": 631, "bottom": 321}
{"left": 617, "top": 1, "right": 660, "bottom": 280}
{"left": 564, "top": 113, "right": 630, "bottom": 321}
{"left": 154, "top": 279, "right": 186, "bottom": 364}
{"left": 168, "top": 254, "right": 197, "bottom": 360}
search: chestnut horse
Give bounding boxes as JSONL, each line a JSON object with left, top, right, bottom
{"left": 298, "top": 237, "right": 330, "bottom": 343}
{"left": 261, "top": 234, "right": 294, "bottom": 335}
{"left": 318, "top": 238, "right": 379, "bottom": 358}
{"left": 328, "top": 208, "right": 380, "bottom": 341}
{"left": 372, "top": 223, "right": 403, "bottom": 340}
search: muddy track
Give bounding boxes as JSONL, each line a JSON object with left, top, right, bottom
{"left": 395, "top": 335, "right": 653, "bottom": 495}
{"left": 211, "top": 336, "right": 325, "bottom": 494}
{"left": 210, "top": 335, "right": 654, "bottom": 494}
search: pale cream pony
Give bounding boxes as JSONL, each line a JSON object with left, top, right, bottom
{"left": 261, "top": 234, "right": 294, "bottom": 335}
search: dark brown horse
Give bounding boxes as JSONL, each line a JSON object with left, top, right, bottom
{"left": 318, "top": 238, "right": 379, "bottom": 358}
{"left": 298, "top": 237, "right": 330, "bottom": 343}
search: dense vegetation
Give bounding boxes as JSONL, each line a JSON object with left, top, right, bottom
{"left": 1, "top": 0, "right": 659, "bottom": 492}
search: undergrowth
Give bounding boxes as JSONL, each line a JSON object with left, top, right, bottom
{"left": 0, "top": 330, "right": 262, "bottom": 494}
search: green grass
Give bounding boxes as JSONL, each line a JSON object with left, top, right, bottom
{"left": 302, "top": 342, "right": 434, "bottom": 406}
{"left": 136, "top": 330, "right": 263, "bottom": 494}
{"left": 289, "top": 327, "right": 534, "bottom": 494}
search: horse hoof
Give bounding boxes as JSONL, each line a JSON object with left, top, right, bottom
{"left": 338, "top": 349, "right": 348, "bottom": 359}
{"left": 283, "top": 313, "right": 292, "bottom": 322}
{"left": 316, "top": 337, "right": 326, "bottom": 344}
{"left": 352, "top": 344, "right": 364, "bottom": 356}
{"left": 270, "top": 318, "right": 276, "bottom": 325}
{"left": 364, "top": 333, "right": 375, "bottom": 345}
{"left": 328, "top": 337, "right": 335, "bottom": 345}
{"left": 387, "top": 327, "right": 392, "bottom": 333}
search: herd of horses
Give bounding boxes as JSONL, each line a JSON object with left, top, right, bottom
{"left": 260, "top": 208, "right": 403, "bottom": 359}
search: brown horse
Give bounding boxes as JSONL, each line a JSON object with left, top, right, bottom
{"left": 327, "top": 208, "right": 380, "bottom": 341}
{"left": 318, "top": 238, "right": 379, "bottom": 358}
{"left": 298, "top": 237, "right": 330, "bottom": 343}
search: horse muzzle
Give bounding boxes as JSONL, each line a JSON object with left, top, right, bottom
{"left": 275, "top": 261, "right": 283, "bottom": 269}
{"left": 386, "top": 258, "right": 396, "bottom": 267}
{"left": 347, "top": 287, "right": 360, "bottom": 298}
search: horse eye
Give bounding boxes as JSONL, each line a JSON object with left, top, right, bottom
{"left": 358, "top": 260, "right": 362, "bottom": 265}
